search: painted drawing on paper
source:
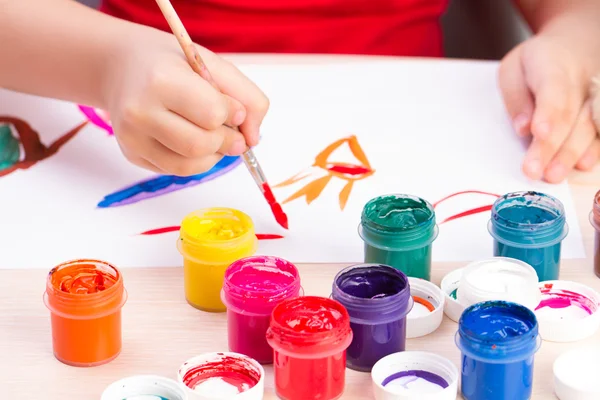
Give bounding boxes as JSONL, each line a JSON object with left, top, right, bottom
{"left": 97, "top": 156, "right": 242, "bottom": 207}
{"left": 274, "top": 135, "right": 375, "bottom": 210}
{"left": 77, "top": 105, "right": 244, "bottom": 208}
{"left": 0, "top": 116, "right": 86, "bottom": 177}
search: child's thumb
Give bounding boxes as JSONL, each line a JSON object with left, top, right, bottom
{"left": 498, "top": 47, "right": 534, "bottom": 137}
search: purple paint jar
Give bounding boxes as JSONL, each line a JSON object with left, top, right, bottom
{"left": 332, "top": 263, "right": 413, "bottom": 372}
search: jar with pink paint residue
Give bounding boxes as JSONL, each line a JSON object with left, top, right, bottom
{"left": 221, "top": 256, "right": 302, "bottom": 364}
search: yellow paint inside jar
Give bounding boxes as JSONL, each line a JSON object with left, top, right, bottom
{"left": 177, "top": 208, "right": 257, "bottom": 312}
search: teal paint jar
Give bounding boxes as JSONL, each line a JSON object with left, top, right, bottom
{"left": 0, "top": 124, "right": 20, "bottom": 170}
{"left": 488, "top": 191, "right": 568, "bottom": 281}
{"left": 358, "top": 194, "right": 439, "bottom": 281}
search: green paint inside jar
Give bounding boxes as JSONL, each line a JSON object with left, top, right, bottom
{"left": 359, "top": 194, "right": 438, "bottom": 280}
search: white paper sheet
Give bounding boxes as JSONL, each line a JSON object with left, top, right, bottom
{"left": 0, "top": 59, "right": 585, "bottom": 269}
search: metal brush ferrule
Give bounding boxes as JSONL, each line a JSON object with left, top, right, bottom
{"left": 242, "top": 149, "right": 267, "bottom": 191}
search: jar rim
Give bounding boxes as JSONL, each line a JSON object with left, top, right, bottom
{"left": 268, "top": 296, "right": 351, "bottom": 345}
{"left": 491, "top": 191, "right": 565, "bottom": 229}
{"left": 332, "top": 264, "right": 410, "bottom": 308}
{"left": 224, "top": 256, "right": 300, "bottom": 297}
{"left": 179, "top": 207, "right": 256, "bottom": 247}
{"left": 458, "top": 300, "right": 538, "bottom": 347}
{"left": 361, "top": 194, "right": 435, "bottom": 233}
{"left": 46, "top": 258, "right": 122, "bottom": 300}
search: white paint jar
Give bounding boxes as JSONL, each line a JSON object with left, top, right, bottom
{"left": 406, "top": 278, "right": 445, "bottom": 338}
{"left": 371, "top": 351, "right": 458, "bottom": 400}
{"left": 457, "top": 257, "right": 540, "bottom": 311}
{"left": 177, "top": 352, "right": 264, "bottom": 400}
{"left": 101, "top": 375, "right": 187, "bottom": 400}
{"left": 554, "top": 346, "right": 600, "bottom": 399}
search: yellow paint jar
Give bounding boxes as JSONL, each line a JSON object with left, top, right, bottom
{"left": 177, "top": 208, "right": 258, "bottom": 312}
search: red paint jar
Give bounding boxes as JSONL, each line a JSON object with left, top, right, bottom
{"left": 266, "top": 296, "right": 353, "bottom": 400}
{"left": 591, "top": 190, "right": 600, "bottom": 278}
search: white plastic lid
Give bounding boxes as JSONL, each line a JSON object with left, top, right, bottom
{"left": 554, "top": 346, "right": 600, "bottom": 399}
{"left": 101, "top": 375, "right": 187, "bottom": 400}
{"left": 440, "top": 268, "right": 464, "bottom": 323}
{"left": 535, "top": 280, "right": 600, "bottom": 342}
{"left": 457, "top": 257, "right": 540, "bottom": 311}
{"left": 372, "top": 351, "right": 458, "bottom": 400}
{"left": 177, "top": 352, "right": 264, "bottom": 400}
{"left": 407, "top": 278, "right": 445, "bottom": 338}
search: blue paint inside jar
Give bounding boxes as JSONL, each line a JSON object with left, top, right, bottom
{"left": 332, "top": 264, "right": 413, "bottom": 372}
{"left": 455, "top": 300, "right": 541, "bottom": 400}
{"left": 358, "top": 194, "right": 438, "bottom": 281}
{"left": 488, "top": 191, "right": 568, "bottom": 281}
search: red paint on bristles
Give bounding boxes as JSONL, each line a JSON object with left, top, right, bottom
{"left": 262, "top": 182, "right": 289, "bottom": 230}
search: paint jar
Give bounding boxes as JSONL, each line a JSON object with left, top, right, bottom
{"left": 406, "top": 277, "right": 445, "bottom": 338}
{"left": 457, "top": 257, "right": 540, "bottom": 311}
{"left": 359, "top": 194, "right": 439, "bottom": 281}
{"left": 178, "top": 352, "right": 264, "bottom": 400}
{"left": 43, "top": 259, "right": 127, "bottom": 367}
{"left": 590, "top": 190, "right": 600, "bottom": 279}
{"left": 534, "top": 280, "right": 600, "bottom": 342}
{"left": 553, "top": 346, "right": 600, "bottom": 400}
{"left": 221, "top": 255, "right": 302, "bottom": 364}
{"left": 266, "top": 296, "right": 353, "bottom": 400}
{"left": 488, "top": 191, "right": 568, "bottom": 281}
{"left": 177, "top": 208, "right": 258, "bottom": 312}
{"left": 102, "top": 375, "right": 187, "bottom": 399}
{"left": 456, "top": 300, "right": 541, "bottom": 400}
{"left": 331, "top": 264, "right": 413, "bottom": 372}
{"left": 371, "top": 351, "right": 459, "bottom": 400}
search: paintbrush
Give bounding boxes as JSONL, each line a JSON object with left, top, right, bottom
{"left": 154, "top": 0, "right": 289, "bottom": 230}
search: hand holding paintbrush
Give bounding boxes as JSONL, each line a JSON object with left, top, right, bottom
{"left": 154, "top": 0, "right": 288, "bottom": 230}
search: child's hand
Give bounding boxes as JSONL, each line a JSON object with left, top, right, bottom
{"left": 498, "top": 33, "right": 600, "bottom": 183}
{"left": 104, "top": 29, "right": 269, "bottom": 176}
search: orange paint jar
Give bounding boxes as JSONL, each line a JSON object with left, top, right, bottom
{"left": 43, "top": 259, "right": 127, "bottom": 367}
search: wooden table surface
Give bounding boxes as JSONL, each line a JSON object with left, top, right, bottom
{"left": 1, "top": 55, "right": 600, "bottom": 399}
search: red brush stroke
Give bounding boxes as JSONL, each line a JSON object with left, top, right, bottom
{"left": 327, "top": 165, "right": 372, "bottom": 176}
{"left": 139, "top": 226, "right": 283, "bottom": 240}
{"left": 433, "top": 190, "right": 500, "bottom": 225}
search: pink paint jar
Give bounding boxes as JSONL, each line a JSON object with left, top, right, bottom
{"left": 221, "top": 256, "right": 301, "bottom": 364}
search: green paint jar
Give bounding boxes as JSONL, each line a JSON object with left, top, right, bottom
{"left": 0, "top": 124, "right": 20, "bottom": 170}
{"left": 358, "top": 194, "right": 438, "bottom": 280}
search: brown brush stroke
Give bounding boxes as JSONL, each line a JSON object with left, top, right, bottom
{"left": 0, "top": 117, "right": 87, "bottom": 178}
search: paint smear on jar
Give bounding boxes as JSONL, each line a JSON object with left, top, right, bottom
{"left": 535, "top": 283, "right": 596, "bottom": 318}
{"left": 382, "top": 370, "right": 449, "bottom": 393}
{"left": 181, "top": 355, "right": 260, "bottom": 397}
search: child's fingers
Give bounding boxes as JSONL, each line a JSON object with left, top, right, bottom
{"left": 143, "top": 136, "right": 225, "bottom": 176}
{"left": 159, "top": 66, "right": 246, "bottom": 131}
{"left": 575, "top": 137, "right": 600, "bottom": 171}
{"left": 207, "top": 55, "right": 270, "bottom": 147}
{"left": 150, "top": 110, "right": 246, "bottom": 158}
{"left": 544, "top": 100, "right": 596, "bottom": 183}
{"left": 498, "top": 46, "right": 534, "bottom": 137}
{"left": 524, "top": 72, "right": 585, "bottom": 179}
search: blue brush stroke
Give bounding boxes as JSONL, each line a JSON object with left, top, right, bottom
{"left": 97, "top": 155, "right": 242, "bottom": 208}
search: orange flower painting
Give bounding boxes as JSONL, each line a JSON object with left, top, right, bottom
{"left": 274, "top": 135, "right": 375, "bottom": 210}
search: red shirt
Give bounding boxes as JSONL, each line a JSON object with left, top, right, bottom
{"left": 101, "top": 0, "right": 449, "bottom": 57}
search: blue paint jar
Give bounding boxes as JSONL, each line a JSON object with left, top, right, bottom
{"left": 488, "top": 191, "right": 568, "bottom": 281}
{"left": 358, "top": 194, "right": 439, "bottom": 281}
{"left": 331, "top": 264, "right": 413, "bottom": 372}
{"left": 456, "top": 300, "right": 541, "bottom": 400}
